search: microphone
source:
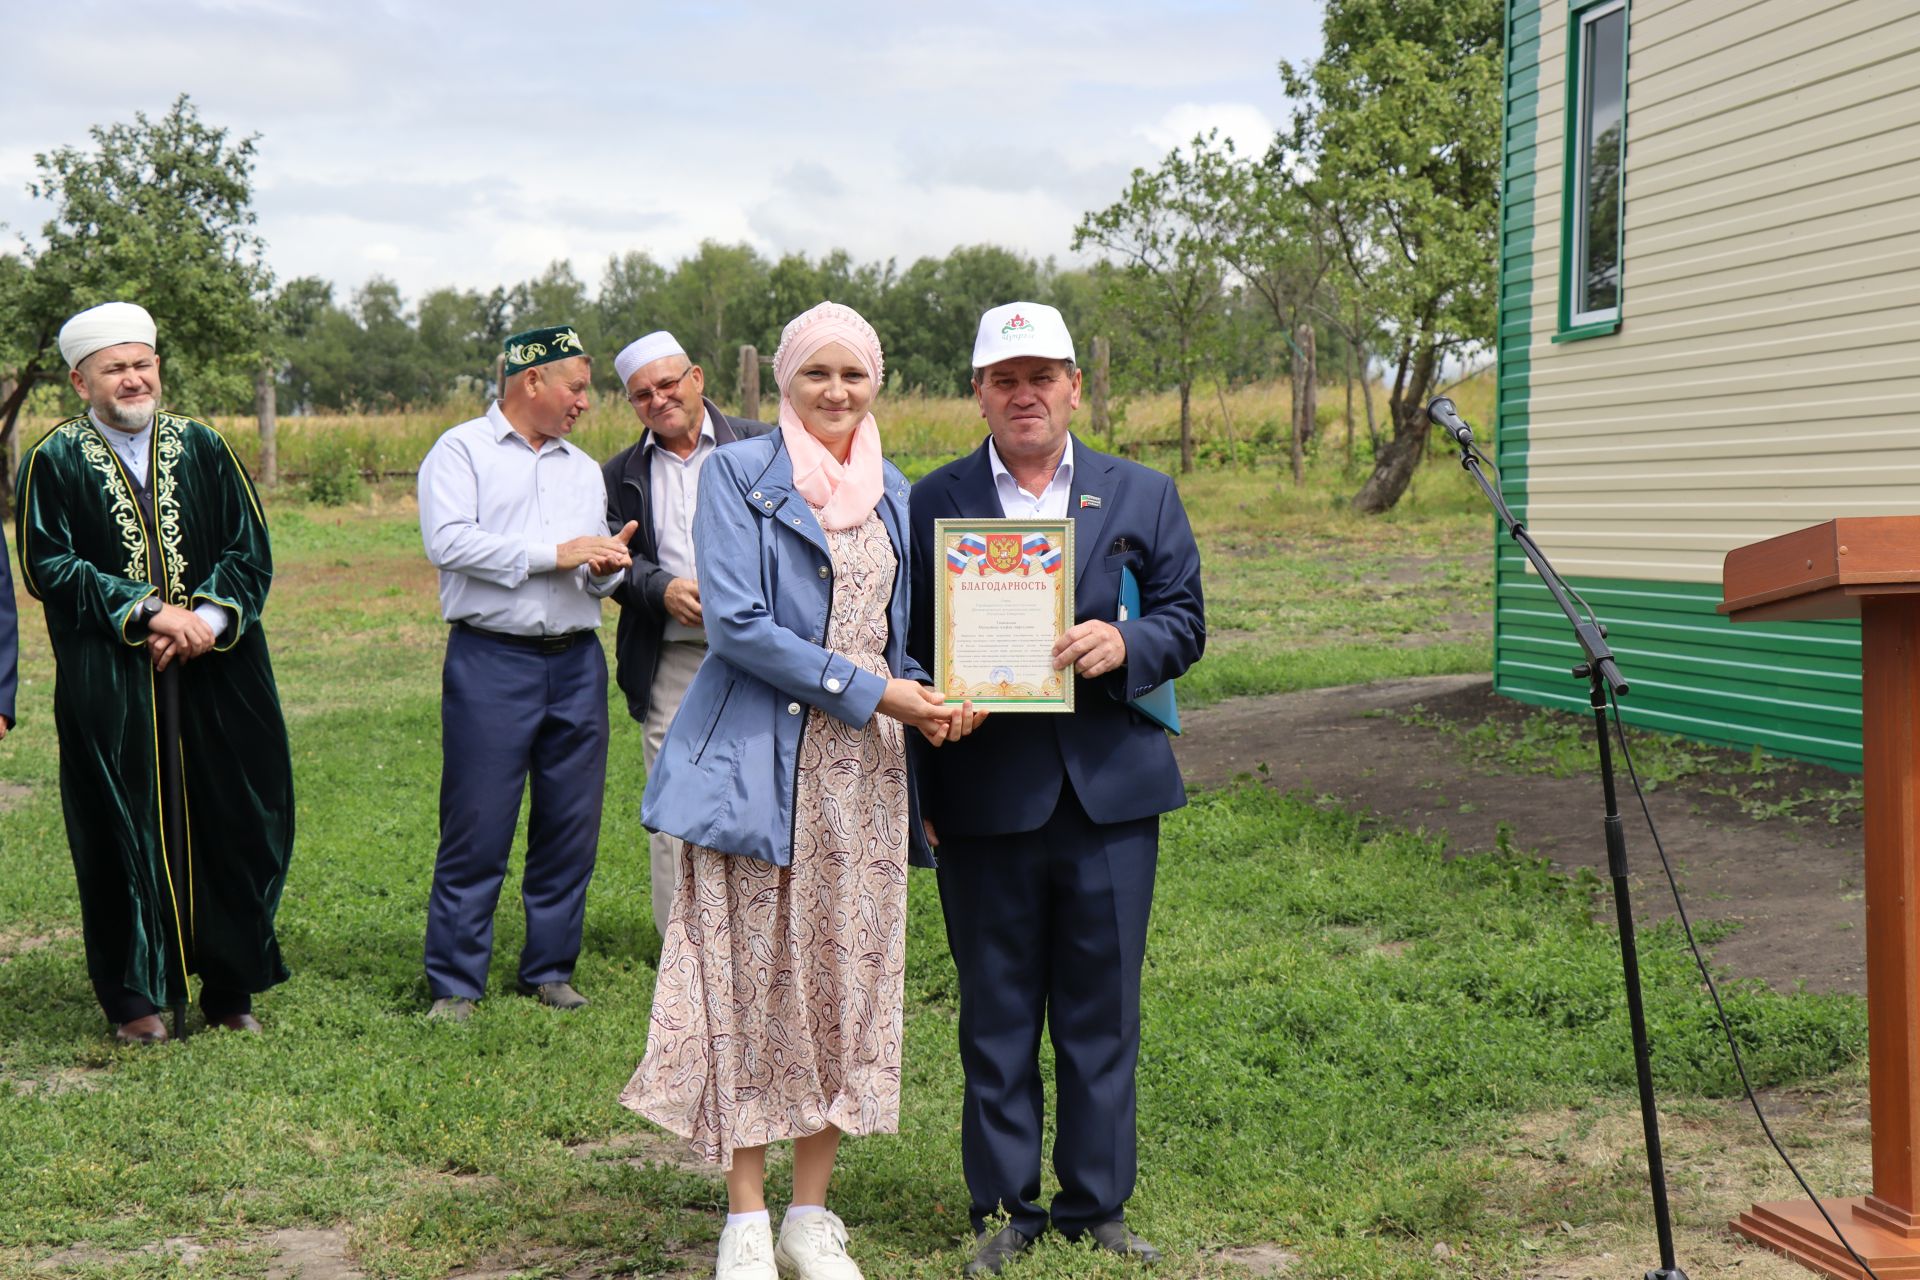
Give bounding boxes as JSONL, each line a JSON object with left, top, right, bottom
{"left": 1427, "top": 397, "right": 1474, "bottom": 446}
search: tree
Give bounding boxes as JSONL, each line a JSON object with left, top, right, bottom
{"left": 878, "top": 245, "right": 1040, "bottom": 396}
{"left": 1213, "top": 156, "right": 1339, "bottom": 483}
{"left": 597, "top": 250, "right": 669, "bottom": 380}
{"left": 0, "top": 94, "right": 273, "bottom": 509}
{"left": 416, "top": 287, "right": 492, "bottom": 397}
{"left": 1075, "top": 136, "right": 1235, "bottom": 474}
{"left": 1277, "top": 0, "right": 1504, "bottom": 512}
{"left": 659, "top": 241, "right": 769, "bottom": 399}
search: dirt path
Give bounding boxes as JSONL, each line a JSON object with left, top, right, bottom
{"left": 1175, "top": 676, "right": 1868, "bottom": 996}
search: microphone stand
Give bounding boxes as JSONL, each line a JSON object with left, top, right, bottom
{"left": 1439, "top": 408, "right": 1687, "bottom": 1280}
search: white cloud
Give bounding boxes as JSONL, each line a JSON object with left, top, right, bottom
{"left": 4, "top": 5, "right": 1316, "bottom": 302}
{"left": 1140, "top": 102, "right": 1280, "bottom": 158}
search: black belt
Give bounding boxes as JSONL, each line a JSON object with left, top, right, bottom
{"left": 455, "top": 621, "right": 593, "bottom": 654}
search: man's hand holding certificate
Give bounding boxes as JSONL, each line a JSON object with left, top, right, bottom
{"left": 933, "top": 517, "right": 1076, "bottom": 712}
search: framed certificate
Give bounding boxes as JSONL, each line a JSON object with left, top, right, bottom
{"left": 932, "top": 517, "right": 1075, "bottom": 713}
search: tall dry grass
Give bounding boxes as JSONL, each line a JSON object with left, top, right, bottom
{"left": 16, "top": 370, "right": 1498, "bottom": 486}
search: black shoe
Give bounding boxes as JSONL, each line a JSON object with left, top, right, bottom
{"left": 1085, "top": 1220, "right": 1160, "bottom": 1264}
{"left": 964, "top": 1226, "right": 1035, "bottom": 1276}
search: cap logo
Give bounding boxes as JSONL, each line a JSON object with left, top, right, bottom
{"left": 506, "top": 340, "right": 546, "bottom": 366}
{"left": 1001, "top": 313, "right": 1033, "bottom": 338}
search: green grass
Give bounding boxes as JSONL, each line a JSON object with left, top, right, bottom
{"left": 1, "top": 451, "right": 1856, "bottom": 1278}
{"left": 1402, "top": 702, "right": 1866, "bottom": 827}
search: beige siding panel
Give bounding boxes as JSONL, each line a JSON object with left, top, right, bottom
{"left": 1627, "top": 0, "right": 1858, "bottom": 60}
{"left": 1521, "top": 0, "right": 1920, "bottom": 584}
{"left": 1629, "top": 73, "right": 1920, "bottom": 187}
{"left": 1630, "top": 8, "right": 1916, "bottom": 122}
{"left": 1591, "top": 244, "right": 1920, "bottom": 325}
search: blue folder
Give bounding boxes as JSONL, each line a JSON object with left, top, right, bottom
{"left": 1118, "top": 565, "right": 1180, "bottom": 735}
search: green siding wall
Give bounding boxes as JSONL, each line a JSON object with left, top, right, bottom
{"left": 1491, "top": 0, "right": 1864, "bottom": 772}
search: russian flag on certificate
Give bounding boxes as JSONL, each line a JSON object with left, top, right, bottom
{"left": 1038, "top": 546, "right": 1063, "bottom": 574}
{"left": 947, "top": 545, "right": 973, "bottom": 574}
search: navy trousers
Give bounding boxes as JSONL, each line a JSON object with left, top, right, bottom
{"left": 935, "top": 783, "right": 1159, "bottom": 1238}
{"left": 424, "top": 626, "right": 608, "bottom": 1000}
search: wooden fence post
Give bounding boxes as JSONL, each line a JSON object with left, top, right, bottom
{"left": 1089, "top": 337, "right": 1111, "bottom": 449}
{"left": 738, "top": 344, "right": 760, "bottom": 422}
{"left": 255, "top": 364, "right": 278, "bottom": 488}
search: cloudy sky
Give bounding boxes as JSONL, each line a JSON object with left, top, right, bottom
{"left": 2, "top": 1, "right": 1319, "bottom": 305}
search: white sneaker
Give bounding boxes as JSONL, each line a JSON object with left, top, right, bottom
{"left": 774, "top": 1210, "right": 864, "bottom": 1280}
{"left": 717, "top": 1218, "right": 777, "bottom": 1280}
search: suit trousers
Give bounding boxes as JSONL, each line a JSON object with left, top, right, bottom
{"left": 641, "top": 639, "right": 706, "bottom": 936}
{"left": 425, "top": 626, "right": 608, "bottom": 1000}
{"left": 935, "top": 782, "right": 1159, "bottom": 1238}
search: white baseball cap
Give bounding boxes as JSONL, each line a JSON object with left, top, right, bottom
{"left": 972, "top": 301, "right": 1075, "bottom": 369}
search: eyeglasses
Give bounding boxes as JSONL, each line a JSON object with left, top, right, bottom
{"left": 628, "top": 365, "right": 695, "bottom": 407}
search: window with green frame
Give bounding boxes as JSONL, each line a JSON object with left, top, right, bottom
{"left": 1556, "top": 0, "right": 1628, "bottom": 341}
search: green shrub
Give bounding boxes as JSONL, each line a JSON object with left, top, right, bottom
{"left": 304, "top": 436, "right": 366, "bottom": 507}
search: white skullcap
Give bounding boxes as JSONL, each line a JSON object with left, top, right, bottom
{"left": 59, "top": 301, "right": 158, "bottom": 369}
{"left": 972, "top": 301, "right": 1074, "bottom": 369}
{"left": 615, "top": 331, "right": 688, "bottom": 385}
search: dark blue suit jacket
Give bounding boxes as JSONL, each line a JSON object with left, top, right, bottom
{"left": 908, "top": 435, "right": 1205, "bottom": 837}
{"left": 1, "top": 516, "right": 16, "bottom": 730}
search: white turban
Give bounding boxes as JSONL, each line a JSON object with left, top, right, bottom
{"left": 59, "top": 301, "right": 158, "bottom": 369}
{"left": 615, "top": 331, "right": 687, "bottom": 386}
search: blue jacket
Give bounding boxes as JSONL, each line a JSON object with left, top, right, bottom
{"left": 0, "top": 517, "right": 16, "bottom": 731}
{"left": 908, "top": 435, "right": 1206, "bottom": 837}
{"left": 640, "top": 431, "right": 932, "bottom": 868}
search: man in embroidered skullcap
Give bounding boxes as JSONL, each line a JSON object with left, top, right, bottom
{"left": 15, "top": 300, "right": 294, "bottom": 1043}
{"left": 602, "top": 330, "right": 770, "bottom": 940}
{"left": 418, "top": 325, "right": 638, "bottom": 1020}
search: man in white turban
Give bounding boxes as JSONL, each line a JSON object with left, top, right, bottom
{"left": 15, "top": 301, "right": 295, "bottom": 1043}
{"left": 601, "top": 331, "right": 770, "bottom": 939}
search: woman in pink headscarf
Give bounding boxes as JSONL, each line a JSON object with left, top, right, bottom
{"left": 622, "top": 302, "right": 983, "bottom": 1280}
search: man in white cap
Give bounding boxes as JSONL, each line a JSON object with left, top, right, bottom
{"left": 15, "top": 301, "right": 295, "bottom": 1044}
{"left": 907, "top": 302, "right": 1206, "bottom": 1274}
{"left": 601, "top": 331, "right": 770, "bottom": 939}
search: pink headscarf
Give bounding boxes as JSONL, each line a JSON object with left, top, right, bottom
{"left": 772, "top": 302, "right": 887, "bottom": 532}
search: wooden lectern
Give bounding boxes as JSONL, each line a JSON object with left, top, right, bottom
{"left": 1722, "top": 517, "right": 1920, "bottom": 1278}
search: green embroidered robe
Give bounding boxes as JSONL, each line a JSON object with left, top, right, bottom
{"left": 15, "top": 412, "right": 293, "bottom": 1008}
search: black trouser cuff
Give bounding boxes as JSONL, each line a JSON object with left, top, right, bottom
{"left": 200, "top": 988, "right": 253, "bottom": 1020}
{"left": 96, "top": 984, "right": 160, "bottom": 1025}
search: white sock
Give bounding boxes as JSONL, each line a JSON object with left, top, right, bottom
{"left": 784, "top": 1204, "right": 828, "bottom": 1226}
{"left": 726, "top": 1209, "right": 770, "bottom": 1230}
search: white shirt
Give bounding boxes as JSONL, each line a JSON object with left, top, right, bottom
{"left": 988, "top": 435, "right": 1075, "bottom": 519}
{"left": 417, "top": 402, "right": 622, "bottom": 636}
{"left": 90, "top": 410, "right": 230, "bottom": 640}
{"left": 646, "top": 410, "right": 717, "bottom": 644}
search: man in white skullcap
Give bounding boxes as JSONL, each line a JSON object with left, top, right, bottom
{"left": 601, "top": 331, "right": 770, "bottom": 939}
{"left": 15, "top": 301, "right": 295, "bottom": 1044}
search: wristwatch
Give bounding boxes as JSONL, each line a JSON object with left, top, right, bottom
{"left": 135, "top": 596, "right": 163, "bottom": 631}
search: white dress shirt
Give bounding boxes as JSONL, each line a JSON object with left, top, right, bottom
{"left": 988, "top": 434, "right": 1075, "bottom": 519}
{"left": 647, "top": 410, "right": 717, "bottom": 644}
{"left": 417, "top": 402, "right": 622, "bottom": 636}
{"left": 91, "top": 411, "right": 231, "bottom": 639}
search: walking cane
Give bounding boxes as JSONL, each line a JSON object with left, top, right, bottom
{"left": 155, "top": 661, "right": 191, "bottom": 1040}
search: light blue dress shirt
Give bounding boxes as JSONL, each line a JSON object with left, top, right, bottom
{"left": 418, "top": 402, "right": 622, "bottom": 636}
{"left": 91, "top": 411, "right": 231, "bottom": 638}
